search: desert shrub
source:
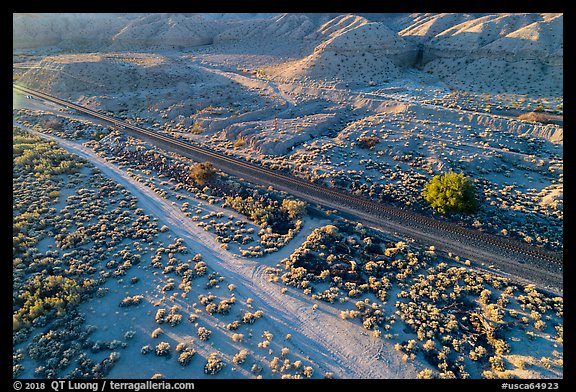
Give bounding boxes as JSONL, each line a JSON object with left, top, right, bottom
{"left": 357, "top": 136, "right": 380, "bottom": 149}
{"left": 281, "top": 199, "right": 307, "bottom": 220}
{"left": 469, "top": 345, "right": 487, "bottom": 361}
{"left": 439, "top": 371, "right": 457, "bottom": 379}
{"left": 417, "top": 368, "right": 436, "bottom": 379}
{"left": 151, "top": 328, "right": 164, "bottom": 338}
{"left": 540, "top": 357, "right": 552, "bottom": 369}
{"left": 205, "top": 303, "right": 217, "bottom": 315}
{"left": 489, "top": 356, "right": 506, "bottom": 372}
{"left": 534, "top": 320, "right": 546, "bottom": 331}
{"left": 204, "top": 352, "right": 225, "bottom": 375}
{"left": 119, "top": 295, "right": 143, "bottom": 307}
{"left": 226, "top": 320, "right": 241, "bottom": 330}
{"left": 232, "top": 349, "right": 248, "bottom": 365}
{"left": 178, "top": 349, "right": 196, "bottom": 366}
{"left": 518, "top": 111, "right": 555, "bottom": 124}
{"left": 194, "top": 261, "right": 208, "bottom": 276}
{"left": 242, "top": 310, "right": 263, "bottom": 324}
{"left": 13, "top": 364, "right": 24, "bottom": 377}
{"left": 489, "top": 338, "right": 510, "bottom": 356}
{"left": 164, "top": 306, "right": 182, "bottom": 326}
{"left": 422, "top": 171, "right": 477, "bottom": 214}
{"left": 233, "top": 137, "right": 246, "bottom": 148}
{"left": 269, "top": 357, "right": 281, "bottom": 372}
{"left": 224, "top": 195, "right": 304, "bottom": 233}
{"left": 251, "top": 363, "right": 263, "bottom": 376}
{"left": 141, "top": 345, "right": 153, "bottom": 355}
{"left": 155, "top": 342, "right": 170, "bottom": 357}
{"left": 190, "top": 122, "right": 204, "bottom": 135}
{"left": 189, "top": 162, "right": 217, "bottom": 186}
{"left": 217, "top": 297, "right": 236, "bottom": 315}
{"left": 262, "top": 331, "right": 273, "bottom": 341}
{"left": 13, "top": 131, "right": 82, "bottom": 176}
{"left": 225, "top": 196, "right": 276, "bottom": 227}
{"left": 257, "top": 340, "right": 270, "bottom": 349}
{"left": 302, "top": 366, "right": 314, "bottom": 378}
{"left": 197, "top": 327, "right": 212, "bottom": 341}
{"left": 155, "top": 309, "right": 166, "bottom": 324}
{"left": 14, "top": 275, "right": 95, "bottom": 328}
{"left": 231, "top": 333, "right": 244, "bottom": 342}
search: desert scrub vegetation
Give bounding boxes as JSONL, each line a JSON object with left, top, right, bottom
{"left": 422, "top": 171, "right": 477, "bottom": 214}
{"left": 155, "top": 342, "right": 171, "bottom": 357}
{"left": 224, "top": 196, "right": 305, "bottom": 232}
{"left": 178, "top": 348, "right": 196, "bottom": 366}
{"left": 189, "top": 162, "right": 217, "bottom": 186}
{"left": 267, "top": 104, "right": 562, "bottom": 252}
{"left": 12, "top": 127, "right": 174, "bottom": 378}
{"left": 204, "top": 352, "right": 225, "bottom": 375}
{"left": 92, "top": 131, "right": 308, "bottom": 255}
{"left": 357, "top": 135, "right": 380, "bottom": 149}
{"left": 269, "top": 219, "right": 563, "bottom": 379}
{"left": 517, "top": 111, "right": 556, "bottom": 125}
{"left": 13, "top": 127, "right": 83, "bottom": 177}
{"left": 14, "top": 109, "right": 110, "bottom": 141}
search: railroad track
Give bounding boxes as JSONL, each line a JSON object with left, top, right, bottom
{"left": 13, "top": 84, "right": 563, "bottom": 286}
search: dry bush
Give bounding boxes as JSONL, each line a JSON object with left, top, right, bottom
{"left": 489, "top": 356, "right": 506, "bottom": 372}
{"left": 155, "top": 342, "right": 170, "bottom": 357}
{"left": 178, "top": 349, "right": 195, "bottom": 366}
{"left": 357, "top": 136, "right": 380, "bottom": 149}
{"left": 151, "top": 328, "right": 164, "bottom": 339}
{"left": 242, "top": 310, "right": 263, "bottom": 324}
{"left": 197, "top": 327, "right": 212, "bottom": 341}
{"left": 204, "top": 352, "right": 225, "bottom": 375}
{"left": 189, "top": 162, "right": 217, "bottom": 186}
{"left": 155, "top": 309, "right": 166, "bottom": 324}
{"left": 417, "top": 368, "right": 435, "bottom": 379}
{"left": 517, "top": 111, "right": 555, "bottom": 124}
{"left": 232, "top": 349, "right": 248, "bottom": 365}
{"left": 262, "top": 331, "right": 273, "bottom": 341}
{"left": 226, "top": 321, "right": 241, "bottom": 330}
{"left": 231, "top": 333, "right": 244, "bottom": 342}
{"left": 302, "top": 366, "right": 314, "bottom": 378}
{"left": 119, "top": 295, "right": 144, "bottom": 307}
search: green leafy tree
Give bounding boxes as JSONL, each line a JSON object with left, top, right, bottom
{"left": 422, "top": 171, "right": 477, "bottom": 214}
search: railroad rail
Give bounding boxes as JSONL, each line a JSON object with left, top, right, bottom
{"left": 13, "top": 84, "right": 563, "bottom": 283}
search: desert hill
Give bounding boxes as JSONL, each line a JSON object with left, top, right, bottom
{"left": 14, "top": 13, "right": 563, "bottom": 95}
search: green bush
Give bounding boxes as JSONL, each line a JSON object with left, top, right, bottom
{"left": 422, "top": 171, "right": 477, "bottom": 214}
